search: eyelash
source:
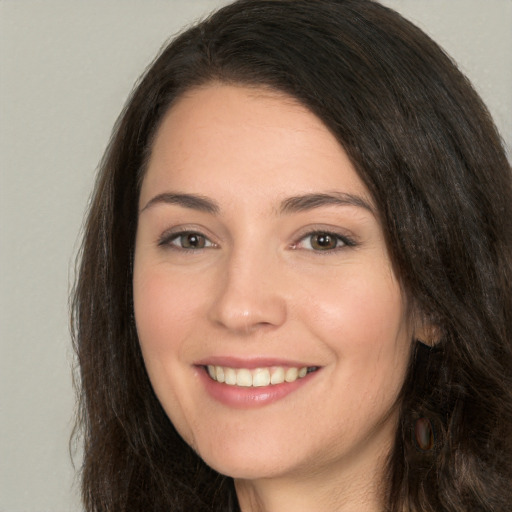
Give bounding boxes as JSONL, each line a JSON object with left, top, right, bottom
{"left": 158, "top": 229, "right": 356, "bottom": 253}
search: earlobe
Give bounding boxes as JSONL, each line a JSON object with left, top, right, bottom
{"left": 415, "top": 321, "right": 442, "bottom": 347}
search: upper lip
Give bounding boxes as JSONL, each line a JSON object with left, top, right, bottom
{"left": 194, "top": 356, "right": 319, "bottom": 369}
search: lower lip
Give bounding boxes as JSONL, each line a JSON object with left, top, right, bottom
{"left": 197, "top": 367, "right": 318, "bottom": 408}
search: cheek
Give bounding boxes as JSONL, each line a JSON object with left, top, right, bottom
{"left": 132, "top": 264, "right": 209, "bottom": 447}
{"left": 309, "top": 275, "right": 411, "bottom": 441}
{"left": 133, "top": 264, "right": 206, "bottom": 355}
{"left": 300, "top": 264, "right": 411, "bottom": 378}
{"left": 308, "top": 266, "right": 405, "bottom": 333}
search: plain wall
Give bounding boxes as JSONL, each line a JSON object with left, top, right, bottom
{"left": 0, "top": 1, "right": 510, "bottom": 510}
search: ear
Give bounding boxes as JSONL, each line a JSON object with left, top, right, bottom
{"left": 414, "top": 318, "right": 442, "bottom": 347}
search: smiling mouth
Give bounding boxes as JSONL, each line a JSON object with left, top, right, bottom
{"left": 205, "top": 365, "right": 319, "bottom": 387}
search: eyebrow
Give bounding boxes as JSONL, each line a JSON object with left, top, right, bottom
{"left": 279, "top": 192, "right": 374, "bottom": 215}
{"left": 140, "top": 191, "right": 374, "bottom": 216}
{"left": 140, "top": 192, "right": 220, "bottom": 215}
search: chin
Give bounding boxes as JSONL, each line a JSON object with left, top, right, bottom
{"left": 197, "top": 443, "right": 295, "bottom": 481}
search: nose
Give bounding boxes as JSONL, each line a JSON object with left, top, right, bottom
{"left": 207, "top": 248, "right": 287, "bottom": 334}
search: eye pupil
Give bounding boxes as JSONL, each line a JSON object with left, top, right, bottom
{"left": 181, "top": 233, "right": 205, "bottom": 249}
{"left": 311, "top": 233, "right": 337, "bottom": 250}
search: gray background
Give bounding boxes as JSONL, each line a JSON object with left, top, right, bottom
{"left": 1, "top": 1, "right": 510, "bottom": 510}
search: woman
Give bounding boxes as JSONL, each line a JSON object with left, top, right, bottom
{"left": 72, "top": 0, "right": 512, "bottom": 510}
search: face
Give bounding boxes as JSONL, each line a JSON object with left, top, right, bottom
{"left": 133, "top": 84, "right": 414, "bottom": 485}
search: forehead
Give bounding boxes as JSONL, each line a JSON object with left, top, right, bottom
{"left": 140, "top": 84, "right": 371, "bottom": 210}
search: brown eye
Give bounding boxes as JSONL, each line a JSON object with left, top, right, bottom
{"left": 294, "top": 230, "right": 355, "bottom": 252}
{"left": 159, "top": 231, "right": 215, "bottom": 250}
{"left": 310, "top": 232, "right": 340, "bottom": 250}
{"left": 179, "top": 233, "right": 207, "bottom": 249}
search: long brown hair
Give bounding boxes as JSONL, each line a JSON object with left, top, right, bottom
{"left": 72, "top": 1, "right": 512, "bottom": 510}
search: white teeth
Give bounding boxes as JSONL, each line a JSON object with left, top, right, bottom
{"left": 224, "top": 367, "right": 237, "bottom": 385}
{"left": 215, "top": 366, "right": 225, "bottom": 383}
{"left": 252, "top": 368, "right": 271, "bottom": 387}
{"left": 236, "top": 369, "right": 252, "bottom": 387}
{"left": 285, "top": 367, "right": 298, "bottom": 382}
{"left": 270, "top": 367, "right": 285, "bottom": 385}
{"left": 206, "top": 365, "right": 314, "bottom": 387}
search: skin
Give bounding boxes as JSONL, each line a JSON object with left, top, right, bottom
{"left": 133, "top": 84, "right": 417, "bottom": 512}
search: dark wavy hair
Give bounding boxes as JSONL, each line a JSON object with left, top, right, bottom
{"left": 72, "top": 0, "right": 512, "bottom": 510}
